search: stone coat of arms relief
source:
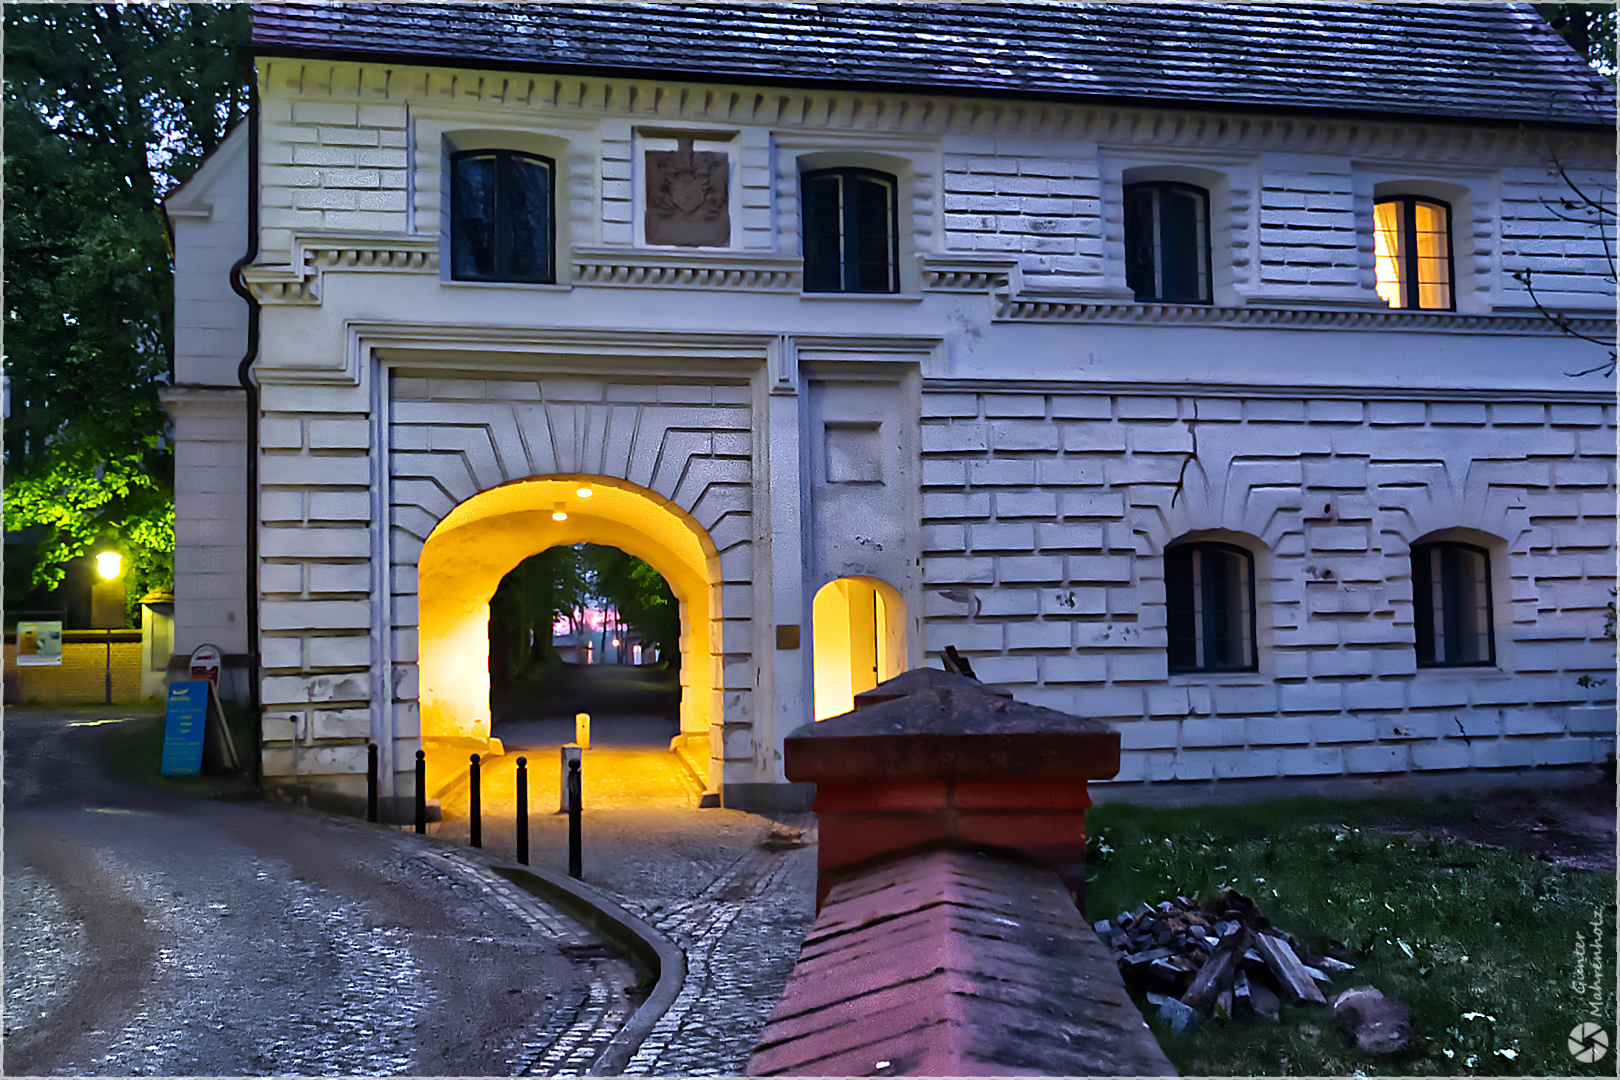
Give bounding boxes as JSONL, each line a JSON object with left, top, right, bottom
{"left": 645, "top": 137, "right": 731, "bottom": 247}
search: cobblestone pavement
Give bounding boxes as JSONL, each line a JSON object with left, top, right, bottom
{"left": 423, "top": 720, "right": 820, "bottom": 1076}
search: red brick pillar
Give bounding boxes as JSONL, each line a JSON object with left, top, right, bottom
{"left": 785, "top": 668, "right": 1120, "bottom": 910}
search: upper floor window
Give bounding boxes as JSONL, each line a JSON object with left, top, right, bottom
{"left": 1125, "top": 181, "right": 1211, "bottom": 304}
{"left": 451, "top": 149, "right": 555, "bottom": 283}
{"left": 801, "top": 167, "right": 899, "bottom": 293}
{"left": 1373, "top": 196, "right": 1452, "bottom": 310}
{"left": 1166, "top": 541, "right": 1256, "bottom": 673}
{"left": 1412, "top": 541, "right": 1493, "bottom": 666}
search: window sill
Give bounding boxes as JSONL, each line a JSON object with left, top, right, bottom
{"left": 440, "top": 278, "right": 571, "bottom": 292}
{"left": 799, "top": 292, "right": 924, "bottom": 303}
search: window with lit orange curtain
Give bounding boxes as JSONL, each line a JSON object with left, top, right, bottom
{"left": 1373, "top": 196, "right": 1452, "bottom": 310}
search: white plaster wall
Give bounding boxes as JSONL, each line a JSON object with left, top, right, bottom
{"left": 224, "top": 55, "right": 1617, "bottom": 803}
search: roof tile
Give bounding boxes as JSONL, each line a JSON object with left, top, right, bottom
{"left": 249, "top": 2, "right": 1616, "bottom": 126}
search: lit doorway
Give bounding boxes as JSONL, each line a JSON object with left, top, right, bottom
{"left": 812, "top": 576, "right": 905, "bottom": 720}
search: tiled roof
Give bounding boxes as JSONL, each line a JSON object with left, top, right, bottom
{"left": 250, "top": 3, "right": 1615, "bottom": 127}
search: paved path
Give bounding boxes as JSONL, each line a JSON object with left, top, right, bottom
{"left": 424, "top": 714, "right": 820, "bottom": 1075}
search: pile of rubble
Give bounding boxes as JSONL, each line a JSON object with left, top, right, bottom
{"left": 1094, "top": 888, "right": 1410, "bottom": 1050}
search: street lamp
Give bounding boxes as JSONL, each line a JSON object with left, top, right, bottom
{"left": 93, "top": 550, "right": 125, "bottom": 704}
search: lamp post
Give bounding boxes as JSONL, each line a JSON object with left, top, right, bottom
{"left": 94, "top": 551, "right": 124, "bottom": 705}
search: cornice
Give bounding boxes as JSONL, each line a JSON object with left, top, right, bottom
{"left": 257, "top": 58, "right": 1610, "bottom": 169}
{"left": 571, "top": 246, "right": 801, "bottom": 291}
{"left": 922, "top": 378, "right": 1616, "bottom": 406}
{"left": 242, "top": 233, "right": 442, "bottom": 305}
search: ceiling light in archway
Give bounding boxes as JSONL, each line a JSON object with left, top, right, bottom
{"left": 551, "top": 502, "right": 568, "bottom": 521}
{"left": 576, "top": 486, "right": 593, "bottom": 498}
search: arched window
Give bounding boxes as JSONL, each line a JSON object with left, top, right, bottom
{"left": 1125, "top": 181, "right": 1212, "bottom": 303}
{"left": 451, "top": 149, "right": 555, "bottom": 283}
{"left": 1373, "top": 196, "right": 1453, "bottom": 310}
{"left": 812, "top": 576, "right": 905, "bottom": 719}
{"left": 1166, "top": 542, "right": 1256, "bottom": 672}
{"left": 1412, "top": 541, "right": 1493, "bottom": 666}
{"left": 800, "top": 167, "right": 900, "bottom": 293}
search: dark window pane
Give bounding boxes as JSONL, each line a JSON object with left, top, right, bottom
{"left": 1166, "top": 545, "right": 1198, "bottom": 671}
{"left": 801, "top": 172, "right": 844, "bottom": 292}
{"left": 1413, "top": 542, "right": 1492, "bottom": 666}
{"left": 453, "top": 154, "right": 497, "bottom": 279}
{"left": 1167, "top": 542, "right": 1255, "bottom": 673}
{"left": 1125, "top": 181, "right": 1210, "bottom": 303}
{"left": 506, "top": 155, "right": 552, "bottom": 280}
{"left": 451, "top": 149, "right": 554, "bottom": 283}
{"left": 851, "top": 174, "right": 895, "bottom": 292}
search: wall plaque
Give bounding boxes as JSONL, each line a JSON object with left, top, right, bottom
{"left": 646, "top": 137, "right": 730, "bottom": 247}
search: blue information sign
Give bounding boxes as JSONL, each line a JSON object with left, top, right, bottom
{"left": 161, "top": 680, "right": 210, "bottom": 775}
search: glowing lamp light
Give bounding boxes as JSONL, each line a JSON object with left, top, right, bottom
{"left": 576, "top": 486, "right": 593, "bottom": 498}
{"left": 551, "top": 502, "right": 568, "bottom": 521}
{"left": 96, "top": 552, "right": 123, "bottom": 580}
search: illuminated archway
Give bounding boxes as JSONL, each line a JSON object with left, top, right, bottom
{"left": 812, "top": 576, "right": 906, "bottom": 720}
{"left": 416, "top": 475, "right": 719, "bottom": 789}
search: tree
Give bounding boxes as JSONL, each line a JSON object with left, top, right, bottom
{"left": 488, "top": 546, "right": 591, "bottom": 685}
{"left": 1536, "top": 4, "right": 1619, "bottom": 77}
{"left": 2, "top": 5, "right": 249, "bottom": 609}
{"left": 582, "top": 544, "right": 680, "bottom": 668}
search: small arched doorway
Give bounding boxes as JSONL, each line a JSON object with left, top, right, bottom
{"left": 415, "top": 475, "right": 718, "bottom": 795}
{"left": 812, "top": 576, "right": 906, "bottom": 720}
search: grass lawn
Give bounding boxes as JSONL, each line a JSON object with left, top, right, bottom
{"left": 1085, "top": 794, "right": 1617, "bottom": 1076}
{"left": 104, "top": 700, "right": 259, "bottom": 800}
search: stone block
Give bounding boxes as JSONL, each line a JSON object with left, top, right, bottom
{"left": 309, "top": 491, "right": 372, "bottom": 522}
{"left": 1534, "top": 737, "right": 1601, "bottom": 767}
{"left": 970, "top": 655, "right": 1040, "bottom": 684}
{"left": 1246, "top": 399, "right": 1306, "bottom": 423}
{"left": 1119, "top": 719, "right": 1181, "bottom": 750}
{"left": 1409, "top": 740, "right": 1469, "bottom": 770}
{"left": 921, "top": 523, "right": 968, "bottom": 552}
{"left": 1247, "top": 716, "right": 1308, "bottom": 746}
{"left": 1070, "top": 555, "right": 1133, "bottom": 583}
{"left": 1051, "top": 395, "right": 1112, "bottom": 419}
{"left": 1039, "top": 457, "right": 1106, "bottom": 486}
{"left": 1309, "top": 648, "right": 1375, "bottom": 678}
{"left": 968, "top": 458, "right": 1037, "bottom": 487}
{"left": 971, "top": 522, "right": 1037, "bottom": 551}
{"left": 1281, "top": 681, "right": 1344, "bottom": 714}
{"left": 261, "top": 636, "right": 304, "bottom": 670}
{"left": 921, "top": 392, "right": 980, "bottom": 419}
{"left": 1077, "top": 686, "right": 1147, "bottom": 720}
{"left": 1130, "top": 425, "right": 1194, "bottom": 454}
{"left": 999, "top": 555, "right": 1063, "bottom": 582}
{"left": 1109, "top": 650, "right": 1166, "bottom": 683}
{"left": 976, "top": 588, "right": 1039, "bottom": 617}
{"left": 1217, "top": 748, "right": 1282, "bottom": 779}
{"left": 261, "top": 563, "right": 304, "bottom": 595}
{"left": 1180, "top": 717, "right": 1247, "bottom": 748}
{"left": 1007, "top": 620, "right": 1072, "bottom": 650}
{"left": 994, "top": 490, "right": 1059, "bottom": 518}
{"left": 921, "top": 422, "right": 989, "bottom": 453}
{"left": 311, "top": 635, "right": 373, "bottom": 668}
{"left": 1368, "top": 400, "right": 1426, "bottom": 426}
{"left": 1041, "top": 654, "right": 1108, "bottom": 683}
{"left": 1036, "top": 521, "right": 1104, "bottom": 550}
{"left": 1313, "top": 713, "right": 1377, "bottom": 743}
{"left": 1406, "top": 678, "right": 1471, "bottom": 709}
{"left": 1214, "top": 682, "right": 1278, "bottom": 714}
{"left": 983, "top": 395, "right": 1046, "bottom": 419}
{"left": 1170, "top": 751, "right": 1219, "bottom": 781}
{"left": 261, "top": 417, "right": 303, "bottom": 449}
{"left": 1041, "top": 587, "right": 1106, "bottom": 616}
{"left": 260, "top": 599, "right": 372, "bottom": 632}
{"left": 1566, "top": 706, "right": 1619, "bottom": 734}
{"left": 1061, "top": 421, "right": 1127, "bottom": 453}
{"left": 261, "top": 490, "right": 305, "bottom": 523}
{"left": 259, "top": 525, "right": 371, "bottom": 559}
{"left": 1470, "top": 737, "right": 1539, "bottom": 769}
{"left": 308, "top": 562, "right": 371, "bottom": 595}
{"left": 1306, "top": 399, "right": 1364, "bottom": 424}
{"left": 1345, "top": 744, "right": 1407, "bottom": 774}
{"left": 313, "top": 708, "right": 371, "bottom": 740}
{"left": 1281, "top": 746, "right": 1344, "bottom": 775}
{"left": 1145, "top": 684, "right": 1191, "bottom": 716}
{"left": 1549, "top": 404, "right": 1605, "bottom": 426}
{"left": 1117, "top": 397, "right": 1178, "bottom": 420}
{"left": 923, "top": 491, "right": 992, "bottom": 520}
{"left": 1343, "top": 679, "right": 1406, "bottom": 711}
{"left": 1489, "top": 403, "right": 1546, "bottom": 426}
{"left": 1500, "top": 709, "right": 1568, "bottom": 736}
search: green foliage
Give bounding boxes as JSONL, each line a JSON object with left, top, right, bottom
{"left": 489, "top": 546, "right": 591, "bottom": 682}
{"left": 581, "top": 544, "right": 680, "bottom": 666}
{"left": 1537, "top": 4, "right": 1619, "bottom": 77}
{"left": 1087, "top": 796, "right": 1617, "bottom": 1075}
{"left": 3, "top": 5, "right": 249, "bottom": 601}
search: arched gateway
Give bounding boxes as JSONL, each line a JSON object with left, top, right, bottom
{"left": 415, "top": 475, "right": 720, "bottom": 796}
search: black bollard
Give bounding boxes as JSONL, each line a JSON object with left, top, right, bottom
{"left": 469, "top": 753, "right": 482, "bottom": 849}
{"left": 415, "top": 749, "right": 427, "bottom": 834}
{"left": 567, "top": 757, "right": 582, "bottom": 879}
{"left": 367, "top": 743, "right": 379, "bottom": 823}
{"left": 516, "top": 756, "right": 529, "bottom": 865}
